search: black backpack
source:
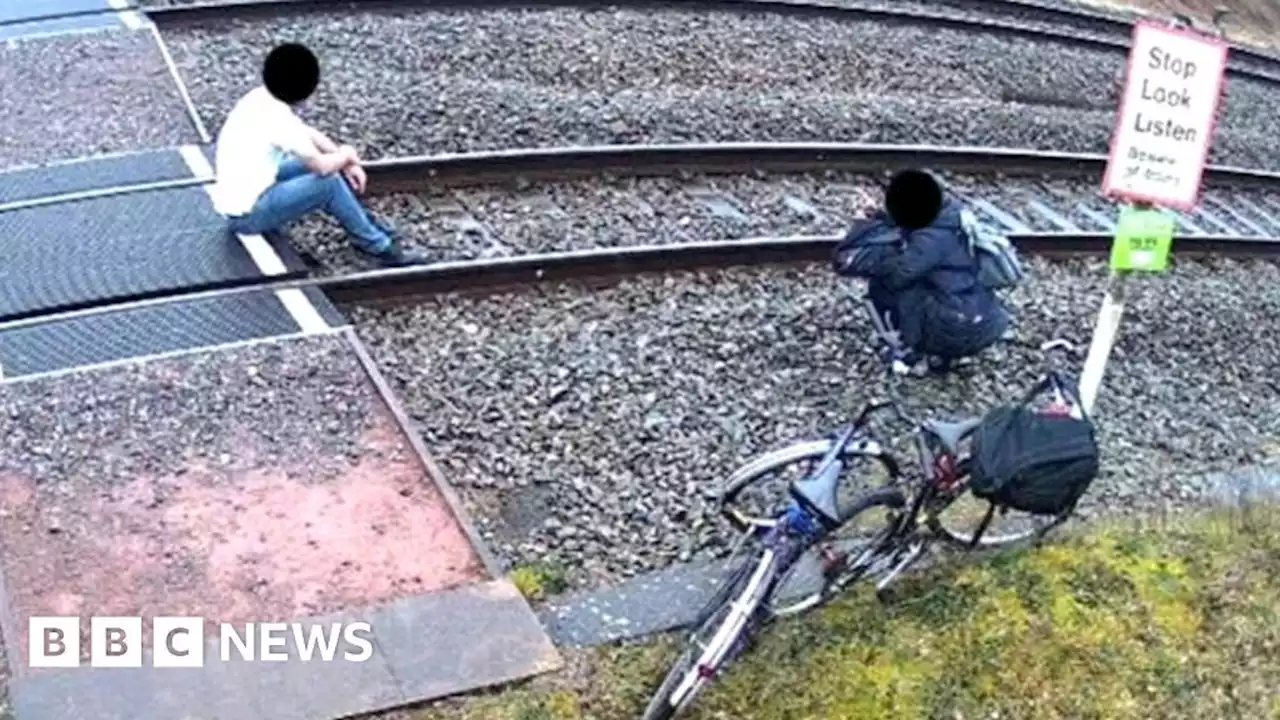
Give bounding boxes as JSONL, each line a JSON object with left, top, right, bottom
{"left": 968, "top": 384, "right": 1100, "bottom": 517}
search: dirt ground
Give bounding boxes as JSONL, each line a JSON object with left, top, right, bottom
{"left": 1076, "top": 0, "right": 1280, "bottom": 50}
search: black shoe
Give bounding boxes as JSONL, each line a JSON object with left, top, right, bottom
{"left": 925, "top": 356, "right": 975, "bottom": 376}
{"left": 379, "top": 244, "right": 432, "bottom": 268}
{"left": 356, "top": 241, "right": 431, "bottom": 268}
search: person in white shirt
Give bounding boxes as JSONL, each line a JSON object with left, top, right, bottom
{"left": 212, "top": 43, "right": 428, "bottom": 267}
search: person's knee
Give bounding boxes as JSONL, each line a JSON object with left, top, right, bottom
{"left": 318, "top": 173, "right": 347, "bottom": 194}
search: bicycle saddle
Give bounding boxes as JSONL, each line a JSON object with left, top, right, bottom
{"left": 922, "top": 417, "right": 982, "bottom": 453}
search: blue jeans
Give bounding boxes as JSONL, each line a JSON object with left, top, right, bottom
{"left": 227, "top": 157, "right": 391, "bottom": 254}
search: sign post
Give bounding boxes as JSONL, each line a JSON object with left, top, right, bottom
{"left": 1081, "top": 19, "right": 1228, "bottom": 415}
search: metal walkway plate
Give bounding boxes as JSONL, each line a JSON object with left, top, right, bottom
{"left": 0, "top": 149, "right": 198, "bottom": 207}
{"left": 0, "top": 0, "right": 129, "bottom": 41}
{"left": 0, "top": 184, "right": 306, "bottom": 321}
{"left": 0, "top": 0, "right": 112, "bottom": 23}
{"left": 0, "top": 13, "right": 122, "bottom": 41}
{"left": 0, "top": 290, "right": 308, "bottom": 380}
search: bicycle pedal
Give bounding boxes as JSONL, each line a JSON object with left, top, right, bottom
{"left": 875, "top": 587, "right": 898, "bottom": 605}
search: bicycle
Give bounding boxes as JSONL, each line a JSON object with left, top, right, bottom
{"left": 641, "top": 336, "right": 1084, "bottom": 720}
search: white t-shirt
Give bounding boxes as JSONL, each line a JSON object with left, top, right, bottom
{"left": 211, "top": 86, "right": 317, "bottom": 216}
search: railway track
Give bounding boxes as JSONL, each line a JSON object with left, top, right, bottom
{"left": 335, "top": 149, "right": 1280, "bottom": 592}
{"left": 5, "top": 1, "right": 1279, "bottom": 714}
{"left": 5, "top": 141, "right": 1280, "bottom": 329}
{"left": 347, "top": 249, "right": 1280, "bottom": 591}
{"left": 149, "top": 0, "right": 1280, "bottom": 172}
{"left": 141, "top": 0, "right": 1280, "bottom": 85}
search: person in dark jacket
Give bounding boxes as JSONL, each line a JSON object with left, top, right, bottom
{"left": 833, "top": 169, "right": 1011, "bottom": 374}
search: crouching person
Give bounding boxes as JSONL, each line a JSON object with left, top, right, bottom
{"left": 833, "top": 169, "right": 1012, "bottom": 375}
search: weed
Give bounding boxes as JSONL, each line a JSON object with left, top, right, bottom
{"left": 422, "top": 506, "right": 1280, "bottom": 720}
{"left": 510, "top": 560, "right": 570, "bottom": 601}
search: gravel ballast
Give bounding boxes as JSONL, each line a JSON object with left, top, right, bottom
{"left": 164, "top": 6, "right": 1280, "bottom": 167}
{"left": 0, "top": 335, "right": 378, "bottom": 488}
{"left": 351, "top": 258, "right": 1280, "bottom": 589}
{"left": 0, "top": 27, "right": 199, "bottom": 171}
{"left": 289, "top": 170, "right": 1280, "bottom": 275}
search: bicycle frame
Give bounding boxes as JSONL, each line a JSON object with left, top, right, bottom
{"left": 647, "top": 340, "right": 1085, "bottom": 720}
{"left": 717, "top": 407, "right": 956, "bottom": 606}
{"left": 719, "top": 338, "right": 1085, "bottom": 592}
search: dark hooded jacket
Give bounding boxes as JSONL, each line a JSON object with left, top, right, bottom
{"left": 834, "top": 198, "right": 1010, "bottom": 358}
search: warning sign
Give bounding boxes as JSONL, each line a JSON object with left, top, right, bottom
{"left": 1102, "top": 21, "right": 1228, "bottom": 211}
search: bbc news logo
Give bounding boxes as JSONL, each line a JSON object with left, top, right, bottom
{"left": 29, "top": 617, "right": 375, "bottom": 668}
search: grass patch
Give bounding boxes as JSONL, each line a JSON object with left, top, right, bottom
{"left": 510, "top": 560, "right": 570, "bottom": 601}
{"left": 416, "top": 506, "right": 1280, "bottom": 719}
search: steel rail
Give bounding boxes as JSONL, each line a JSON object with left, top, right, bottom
{"left": 4, "top": 231, "right": 1277, "bottom": 333}
{"left": 144, "top": 0, "right": 1280, "bottom": 86}
{"left": 362, "top": 142, "right": 1280, "bottom": 192}
{"left": 5, "top": 142, "right": 1280, "bottom": 217}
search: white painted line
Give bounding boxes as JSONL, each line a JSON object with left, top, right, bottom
{"left": 177, "top": 144, "right": 215, "bottom": 181}
{"left": 238, "top": 233, "right": 290, "bottom": 276}
{"left": 179, "top": 146, "right": 330, "bottom": 335}
{"left": 178, "top": 145, "right": 215, "bottom": 184}
{"left": 276, "top": 288, "right": 329, "bottom": 333}
{"left": 105, "top": 0, "right": 145, "bottom": 30}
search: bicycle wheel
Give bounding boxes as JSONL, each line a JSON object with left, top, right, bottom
{"left": 718, "top": 439, "right": 898, "bottom": 616}
{"left": 810, "top": 485, "right": 910, "bottom": 599}
{"left": 642, "top": 546, "right": 784, "bottom": 720}
{"left": 720, "top": 438, "right": 896, "bottom": 535}
{"left": 762, "top": 483, "right": 905, "bottom": 616}
{"left": 925, "top": 465, "right": 1059, "bottom": 549}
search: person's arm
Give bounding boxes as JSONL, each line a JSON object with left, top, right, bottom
{"left": 881, "top": 228, "right": 946, "bottom": 290}
{"left": 309, "top": 128, "right": 356, "bottom": 158}
{"left": 832, "top": 217, "right": 900, "bottom": 278}
{"left": 309, "top": 127, "right": 366, "bottom": 192}
{"left": 299, "top": 145, "right": 357, "bottom": 176}
{"left": 272, "top": 111, "right": 354, "bottom": 176}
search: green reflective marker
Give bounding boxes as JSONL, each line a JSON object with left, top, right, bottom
{"left": 1109, "top": 205, "right": 1174, "bottom": 272}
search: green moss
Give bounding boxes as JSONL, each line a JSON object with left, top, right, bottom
{"left": 417, "top": 506, "right": 1280, "bottom": 720}
{"left": 509, "top": 560, "right": 570, "bottom": 601}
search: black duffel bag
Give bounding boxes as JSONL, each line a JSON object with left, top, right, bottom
{"left": 968, "top": 402, "right": 1100, "bottom": 516}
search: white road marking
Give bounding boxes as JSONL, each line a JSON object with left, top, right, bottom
{"left": 179, "top": 145, "right": 330, "bottom": 335}
{"left": 105, "top": 0, "right": 145, "bottom": 30}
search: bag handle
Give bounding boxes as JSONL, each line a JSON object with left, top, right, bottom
{"left": 1016, "top": 374, "right": 1095, "bottom": 425}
